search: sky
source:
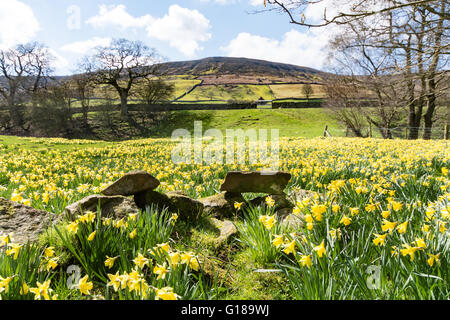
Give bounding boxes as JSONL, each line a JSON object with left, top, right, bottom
{"left": 0, "top": 0, "right": 334, "bottom": 75}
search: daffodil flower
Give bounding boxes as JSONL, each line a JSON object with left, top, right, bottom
{"left": 104, "top": 256, "right": 119, "bottom": 269}
{"left": 133, "top": 253, "right": 149, "bottom": 269}
{"left": 153, "top": 264, "right": 169, "bottom": 280}
{"left": 299, "top": 255, "right": 312, "bottom": 268}
{"left": 313, "top": 240, "right": 327, "bottom": 258}
{"left": 373, "top": 233, "right": 387, "bottom": 246}
{"left": 340, "top": 215, "right": 352, "bottom": 226}
{"left": 77, "top": 275, "right": 93, "bottom": 295}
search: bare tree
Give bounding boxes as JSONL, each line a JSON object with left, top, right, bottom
{"left": 82, "top": 38, "right": 161, "bottom": 118}
{"left": 31, "top": 80, "right": 74, "bottom": 136}
{"left": 71, "top": 73, "right": 94, "bottom": 123}
{"left": 0, "top": 42, "right": 53, "bottom": 127}
{"left": 302, "top": 83, "right": 314, "bottom": 100}
{"left": 265, "top": 0, "right": 449, "bottom": 139}
{"left": 262, "top": 0, "right": 449, "bottom": 27}
{"left": 324, "top": 77, "right": 369, "bottom": 137}
{"left": 134, "top": 77, "right": 175, "bottom": 105}
{"left": 327, "top": 19, "right": 407, "bottom": 139}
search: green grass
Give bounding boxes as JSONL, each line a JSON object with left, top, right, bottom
{"left": 168, "top": 79, "right": 202, "bottom": 100}
{"left": 148, "top": 108, "right": 342, "bottom": 138}
{"left": 180, "top": 85, "right": 275, "bottom": 102}
{"left": 0, "top": 135, "right": 112, "bottom": 151}
{"left": 2, "top": 107, "right": 340, "bottom": 142}
{"left": 269, "top": 84, "right": 325, "bottom": 99}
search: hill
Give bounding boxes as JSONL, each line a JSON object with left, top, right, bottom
{"left": 158, "top": 57, "right": 327, "bottom": 85}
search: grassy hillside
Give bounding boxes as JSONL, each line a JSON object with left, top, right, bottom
{"left": 179, "top": 84, "right": 275, "bottom": 102}
{"left": 270, "top": 84, "right": 326, "bottom": 99}
{"left": 157, "top": 56, "right": 326, "bottom": 79}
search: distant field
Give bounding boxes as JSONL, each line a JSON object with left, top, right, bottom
{"left": 167, "top": 79, "right": 202, "bottom": 99}
{"left": 179, "top": 84, "right": 275, "bottom": 102}
{"left": 269, "top": 84, "right": 326, "bottom": 99}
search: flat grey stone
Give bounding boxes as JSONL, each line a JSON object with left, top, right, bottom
{"left": 101, "top": 170, "right": 160, "bottom": 196}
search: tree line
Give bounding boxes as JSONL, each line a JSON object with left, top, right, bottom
{"left": 0, "top": 39, "right": 174, "bottom": 135}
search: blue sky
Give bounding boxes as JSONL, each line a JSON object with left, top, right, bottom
{"left": 0, "top": 0, "right": 331, "bottom": 75}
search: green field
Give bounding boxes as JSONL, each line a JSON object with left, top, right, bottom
{"left": 179, "top": 84, "right": 275, "bottom": 102}
{"left": 0, "top": 135, "right": 448, "bottom": 301}
{"left": 269, "top": 84, "right": 326, "bottom": 99}
{"left": 167, "top": 79, "right": 202, "bottom": 100}
{"left": 150, "top": 108, "right": 342, "bottom": 138}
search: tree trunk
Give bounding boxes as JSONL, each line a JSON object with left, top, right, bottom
{"left": 82, "top": 104, "right": 88, "bottom": 124}
{"left": 423, "top": 79, "right": 436, "bottom": 140}
{"left": 7, "top": 93, "right": 22, "bottom": 127}
{"left": 119, "top": 90, "right": 128, "bottom": 118}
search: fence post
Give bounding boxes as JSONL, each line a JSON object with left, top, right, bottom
{"left": 445, "top": 124, "right": 449, "bottom": 140}
{"left": 404, "top": 127, "right": 408, "bottom": 139}
{"left": 369, "top": 122, "right": 372, "bottom": 138}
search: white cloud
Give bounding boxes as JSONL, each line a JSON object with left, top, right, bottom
{"left": 146, "top": 5, "right": 211, "bottom": 57}
{"left": 199, "top": 0, "right": 262, "bottom": 5}
{"left": 86, "top": 4, "right": 153, "bottom": 29}
{"left": 0, "top": 0, "right": 40, "bottom": 49}
{"left": 48, "top": 48, "right": 69, "bottom": 73}
{"left": 221, "top": 29, "right": 331, "bottom": 69}
{"left": 85, "top": 4, "right": 211, "bottom": 57}
{"left": 60, "top": 37, "right": 112, "bottom": 55}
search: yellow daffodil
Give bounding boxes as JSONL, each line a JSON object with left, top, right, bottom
{"left": 311, "top": 204, "right": 327, "bottom": 221}
{"left": 44, "top": 246, "right": 55, "bottom": 258}
{"left": 129, "top": 229, "right": 137, "bottom": 239}
{"left": 313, "top": 240, "right": 327, "bottom": 258}
{"left": 107, "top": 272, "right": 121, "bottom": 291}
{"left": 400, "top": 244, "right": 419, "bottom": 262}
{"left": 265, "top": 196, "right": 275, "bottom": 208}
{"left": 340, "top": 215, "right": 352, "bottom": 226}
{"left": 396, "top": 221, "right": 408, "bottom": 234}
{"left": 283, "top": 240, "right": 296, "bottom": 255}
{"left": 87, "top": 231, "right": 96, "bottom": 241}
{"left": 133, "top": 253, "right": 149, "bottom": 269}
{"left": 104, "top": 256, "right": 119, "bottom": 269}
{"left": 78, "top": 275, "right": 93, "bottom": 295}
{"left": 391, "top": 201, "right": 403, "bottom": 212}
{"left": 381, "top": 220, "right": 397, "bottom": 234}
{"left": 350, "top": 207, "right": 359, "bottom": 216}
{"left": 373, "top": 233, "right": 387, "bottom": 246}
{"left": 155, "top": 287, "right": 179, "bottom": 300}
{"left": 153, "top": 264, "right": 169, "bottom": 280}
{"left": 66, "top": 221, "right": 79, "bottom": 234}
{"left": 46, "top": 258, "right": 58, "bottom": 271}
{"left": 427, "top": 253, "right": 441, "bottom": 267}
{"left": 6, "top": 244, "right": 23, "bottom": 260}
{"left": 29, "top": 280, "right": 52, "bottom": 300}
{"left": 299, "top": 254, "right": 312, "bottom": 268}
{"left": 169, "top": 251, "right": 181, "bottom": 266}
{"left": 272, "top": 235, "right": 284, "bottom": 248}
